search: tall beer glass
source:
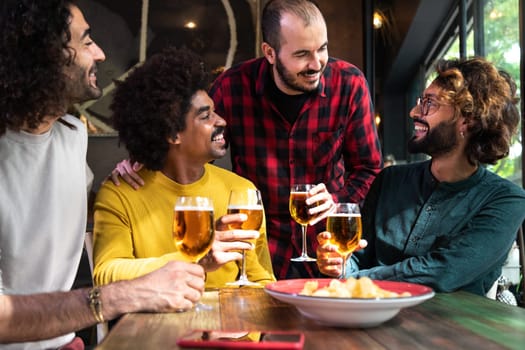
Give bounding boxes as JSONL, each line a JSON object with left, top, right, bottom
{"left": 173, "top": 196, "right": 214, "bottom": 309}
{"left": 226, "top": 189, "right": 263, "bottom": 286}
{"left": 326, "top": 203, "right": 362, "bottom": 278}
{"left": 289, "top": 184, "right": 317, "bottom": 262}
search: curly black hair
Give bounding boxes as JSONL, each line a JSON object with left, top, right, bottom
{"left": 111, "top": 47, "right": 210, "bottom": 170}
{"left": 0, "top": 0, "right": 75, "bottom": 135}
{"left": 433, "top": 57, "right": 520, "bottom": 165}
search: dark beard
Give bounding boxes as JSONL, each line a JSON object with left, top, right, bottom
{"left": 65, "top": 64, "right": 102, "bottom": 104}
{"left": 275, "top": 56, "right": 321, "bottom": 94}
{"left": 408, "top": 119, "right": 459, "bottom": 157}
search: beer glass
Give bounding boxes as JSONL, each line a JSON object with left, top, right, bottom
{"left": 289, "top": 184, "right": 317, "bottom": 262}
{"left": 173, "top": 196, "right": 214, "bottom": 309}
{"left": 326, "top": 203, "right": 362, "bottom": 278}
{"left": 226, "top": 188, "right": 263, "bottom": 286}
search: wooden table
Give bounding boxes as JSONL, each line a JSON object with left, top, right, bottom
{"left": 96, "top": 288, "right": 525, "bottom": 349}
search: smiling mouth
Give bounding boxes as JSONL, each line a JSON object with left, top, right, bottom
{"left": 414, "top": 125, "right": 428, "bottom": 132}
{"left": 89, "top": 68, "right": 98, "bottom": 87}
{"left": 300, "top": 71, "right": 320, "bottom": 80}
{"left": 212, "top": 133, "right": 224, "bottom": 142}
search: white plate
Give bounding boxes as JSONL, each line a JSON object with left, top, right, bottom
{"left": 264, "top": 278, "right": 434, "bottom": 328}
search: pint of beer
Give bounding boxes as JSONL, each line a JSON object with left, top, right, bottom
{"left": 173, "top": 196, "right": 214, "bottom": 262}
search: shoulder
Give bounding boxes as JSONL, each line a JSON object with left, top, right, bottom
{"left": 55, "top": 114, "right": 87, "bottom": 150}
{"left": 213, "top": 58, "right": 266, "bottom": 84}
{"left": 480, "top": 167, "right": 525, "bottom": 198}
{"left": 95, "top": 168, "right": 154, "bottom": 204}
{"left": 326, "top": 57, "right": 366, "bottom": 79}
{"left": 62, "top": 114, "right": 85, "bottom": 128}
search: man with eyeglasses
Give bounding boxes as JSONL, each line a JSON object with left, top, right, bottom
{"left": 316, "top": 57, "right": 525, "bottom": 296}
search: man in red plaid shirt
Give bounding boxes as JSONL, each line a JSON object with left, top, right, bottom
{"left": 209, "top": 0, "right": 382, "bottom": 279}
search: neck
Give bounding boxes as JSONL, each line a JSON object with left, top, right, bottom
{"left": 21, "top": 116, "right": 61, "bottom": 134}
{"left": 430, "top": 153, "right": 478, "bottom": 183}
{"left": 161, "top": 152, "right": 207, "bottom": 185}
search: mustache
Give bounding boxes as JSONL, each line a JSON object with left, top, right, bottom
{"left": 211, "top": 126, "right": 225, "bottom": 139}
{"left": 300, "top": 69, "right": 322, "bottom": 75}
{"left": 413, "top": 118, "right": 429, "bottom": 127}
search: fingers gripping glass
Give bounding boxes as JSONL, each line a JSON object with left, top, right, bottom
{"left": 416, "top": 96, "right": 441, "bottom": 116}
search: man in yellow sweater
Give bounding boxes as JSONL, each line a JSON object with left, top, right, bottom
{"left": 93, "top": 47, "right": 275, "bottom": 289}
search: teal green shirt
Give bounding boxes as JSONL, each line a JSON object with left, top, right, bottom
{"left": 349, "top": 160, "right": 525, "bottom": 296}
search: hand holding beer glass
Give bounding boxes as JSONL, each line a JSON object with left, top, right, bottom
{"left": 173, "top": 196, "right": 214, "bottom": 309}
{"left": 289, "top": 184, "right": 319, "bottom": 262}
{"left": 226, "top": 189, "right": 264, "bottom": 286}
{"left": 326, "top": 203, "right": 362, "bottom": 278}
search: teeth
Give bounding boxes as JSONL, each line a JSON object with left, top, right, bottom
{"left": 414, "top": 125, "right": 428, "bottom": 132}
{"left": 212, "top": 135, "right": 224, "bottom": 142}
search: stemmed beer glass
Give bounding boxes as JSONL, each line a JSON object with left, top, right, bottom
{"left": 289, "top": 184, "right": 318, "bottom": 262}
{"left": 326, "top": 203, "right": 362, "bottom": 278}
{"left": 173, "top": 196, "right": 215, "bottom": 310}
{"left": 226, "top": 189, "right": 264, "bottom": 286}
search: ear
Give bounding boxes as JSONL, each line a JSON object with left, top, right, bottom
{"left": 458, "top": 114, "right": 471, "bottom": 135}
{"left": 167, "top": 134, "right": 181, "bottom": 145}
{"left": 261, "top": 42, "right": 277, "bottom": 65}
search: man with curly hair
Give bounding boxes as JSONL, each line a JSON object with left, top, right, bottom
{"left": 317, "top": 57, "right": 525, "bottom": 296}
{"left": 0, "top": 1, "right": 205, "bottom": 348}
{"left": 93, "top": 47, "right": 275, "bottom": 290}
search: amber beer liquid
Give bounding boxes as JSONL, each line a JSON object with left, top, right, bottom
{"left": 227, "top": 205, "right": 263, "bottom": 230}
{"left": 289, "top": 191, "right": 319, "bottom": 225}
{"left": 327, "top": 213, "right": 362, "bottom": 256}
{"left": 173, "top": 207, "right": 214, "bottom": 262}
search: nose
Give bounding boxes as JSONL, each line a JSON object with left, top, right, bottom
{"left": 308, "top": 52, "right": 323, "bottom": 71}
{"left": 91, "top": 42, "right": 106, "bottom": 62}
{"left": 214, "top": 112, "right": 227, "bottom": 126}
{"left": 409, "top": 104, "right": 420, "bottom": 119}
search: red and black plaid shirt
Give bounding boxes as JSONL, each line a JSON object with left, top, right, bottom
{"left": 209, "top": 57, "right": 382, "bottom": 279}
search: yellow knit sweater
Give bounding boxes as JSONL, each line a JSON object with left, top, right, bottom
{"left": 93, "top": 163, "right": 275, "bottom": 289}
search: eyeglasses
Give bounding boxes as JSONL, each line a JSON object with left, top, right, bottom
{"left": 416, "top": 96, "right": 441, "bottom": 116}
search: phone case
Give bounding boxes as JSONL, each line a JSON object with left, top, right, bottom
{"left": 176, "top": 330, "right": 305, "bottom": 349}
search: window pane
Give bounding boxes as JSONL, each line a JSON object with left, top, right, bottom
{"left": 484, "top": 0, "right": 522, "bottom": 186}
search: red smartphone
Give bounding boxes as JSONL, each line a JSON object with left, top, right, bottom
{"left": 176, "top": 330, "right": 304, "bottom": 349}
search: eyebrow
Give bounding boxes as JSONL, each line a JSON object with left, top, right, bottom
{"left": 196, "top": 105, "right": 211, "bottom": 115}
{"left": 292, "top": 41, "right": 328, "bottom": 56}
{"left": 80, "top": 28, "right": 91, "bottom": 40}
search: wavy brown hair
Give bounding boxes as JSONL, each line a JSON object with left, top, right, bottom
{"left": 0, "top": 0, "right": 76, "bottom": 135}
{"left": 433, "top": 57, "right": 520, "bottom": 165}
{"left": 111, "top": 47, "right": 209, "bottom": 170}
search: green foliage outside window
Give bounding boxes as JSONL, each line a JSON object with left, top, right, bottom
{"left": 443, "top": 0, "right": 522, "bottom": 185}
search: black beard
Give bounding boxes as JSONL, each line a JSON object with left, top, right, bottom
{"left": 408, "top": 119, "right": 459, "bottom": 157}
{"left": 275, "top": 56, "right": 321, "bottom": 94}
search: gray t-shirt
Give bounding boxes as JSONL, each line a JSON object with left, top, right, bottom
{"left": 0, "top": 115, "right": 88, "bottom": 349}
